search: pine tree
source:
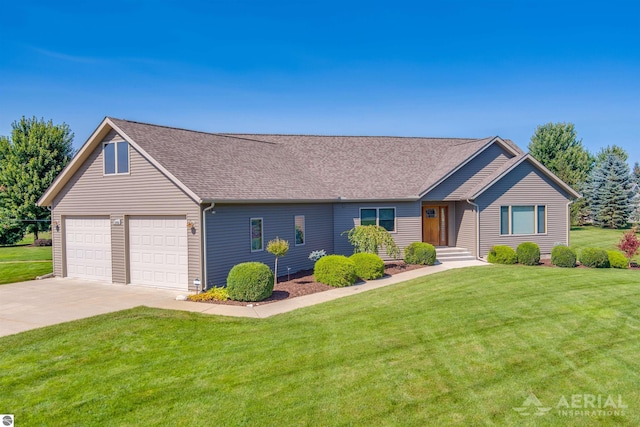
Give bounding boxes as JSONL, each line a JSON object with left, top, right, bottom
{"left": 585, "top": 153, "right": 634, "bottom": 228}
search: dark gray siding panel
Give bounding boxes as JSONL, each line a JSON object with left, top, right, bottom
{"left": 205, "top": 204, "right": 334, "bottom": 287}
{"left": 477, "top": 161, "right": 571, "bottom": 257}
{"left": 454, "top": 201, "right": 476, "bottom": 256}
{"left": 332, "top": 202, "right": 422, "bottom": 259}
{"left": 51, "top": 134, "right": 201, "bottom": 288}
{"left": 423, "top": 143, "right": 512, "bottom": 201}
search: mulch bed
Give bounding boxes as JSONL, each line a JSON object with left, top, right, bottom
{"left": 196, "top": 261, "right": 427, "bottom": 306}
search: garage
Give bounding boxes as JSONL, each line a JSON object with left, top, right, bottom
{"left": 65, "top": 217, "right": 112, "bottom": 282}
{"left": 128, "top": 216, "right": 189, "bottom": 290}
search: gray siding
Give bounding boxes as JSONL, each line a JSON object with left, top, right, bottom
{"left": 477, "top": 160, "right": 571, "bottom": 257}
{"left": 423, "top": 143, "right": 513, "bottom": 201}
{"left": 332, "top": 202, "right": 422, "bottom": 259}
{"left": 51, "top": 134, "right": 201, "bottom": 288}
{"left": 205, "top": 203, "right": 334, "bottom": 287}
{"left": 454, "top": 201, "right": 477, "bottom": 256}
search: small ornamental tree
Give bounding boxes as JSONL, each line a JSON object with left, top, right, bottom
{"left": 342, "top": 225, "right": 400, "bottom": 259}
{"left": 266, "top": 237, "right": 289, "bottom": 284}
{"left": 617, "top": 229, "right": 640, "bottom": 267}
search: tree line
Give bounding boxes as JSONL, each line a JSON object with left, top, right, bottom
{"left": 529, "top": 122, "right": 639, "bottom": 228}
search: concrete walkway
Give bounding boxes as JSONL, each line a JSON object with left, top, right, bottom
{"left": 0, "top": 259, "right": 487, "bottom": 337}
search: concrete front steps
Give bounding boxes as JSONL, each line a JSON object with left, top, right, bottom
{"left": 436, "top": 247, "right": 476, "bottom": 262}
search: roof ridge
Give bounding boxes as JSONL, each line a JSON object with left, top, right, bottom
{"left": 224, "top": 132, "right": 485, "bottom": 140}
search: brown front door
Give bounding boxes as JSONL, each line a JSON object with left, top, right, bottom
{"left": 422, "top": 205, "right": 448, "bottom": 246}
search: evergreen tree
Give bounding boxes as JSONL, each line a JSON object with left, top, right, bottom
{"left": 0, "top": 116, "right": 74, "bottom": 241}
{"left": 585, "top": 153, "right": 634, "bottom": 228}
{"left": 633, "top": 162, "right": 640, "bottom": 185}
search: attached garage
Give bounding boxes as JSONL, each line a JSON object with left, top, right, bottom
{"left": 65, "top": 217, "right": 112, "bottom": 282}
{"left": 128, "top": 216, "right": 189, "bottom": 290}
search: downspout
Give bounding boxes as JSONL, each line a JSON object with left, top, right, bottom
{"left": 202, "top": 203, "right": 216, "bottom": 291}
{"left": 466, "top": 199, "right": 480, "bottom": 259}
{"left": 566, "top": 200, "right": 574, "bottom": 246}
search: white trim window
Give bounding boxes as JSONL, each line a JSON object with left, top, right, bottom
{"left": 250, "top": 218, "right": 263, "bottom": 251}
{"left": 104, "top": 141, "right": 129, "bottom": 175}
{"left": 500, "top": 205, "right": 546, "bottom": 235}
{"left": 359, "top": 207, "right": 396, "bottom": 232}
{"left": 294, "top": 215, "right": 305, "bottom": 246}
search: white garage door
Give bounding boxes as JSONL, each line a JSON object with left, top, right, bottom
{"left": 65, "top": 217, "right": 112, "bottom": 282}
{"left": 129, "top": 216, "right": 188, "bottom": 290}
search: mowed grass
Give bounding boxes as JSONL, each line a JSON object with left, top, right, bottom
{"left": 0, "top": 232, "right": 53, "bottom": 284}
{"left": 1, "top": 265, "right": 639, "bottom": 426}
{"left": 571, "top": 225, "right": 640, "bottom": 261}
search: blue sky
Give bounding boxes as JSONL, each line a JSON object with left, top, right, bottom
{"left": 1, "top": 0, "right": 639, "bottom": 164}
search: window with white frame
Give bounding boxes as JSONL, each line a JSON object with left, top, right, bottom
{"left": 104, "top": 141, "right": 129, "bottom": 175}
{"left": 294, "top": 215, "right": 305, "bottom": 246}
{"left": 500, "top": 205, "right": 546, "bottom": 235}
{"left": 359, "top": 207, "right": 396, "bottom": 232}
{"left": 250, "top": 218, "right": 263, "bottom": 251}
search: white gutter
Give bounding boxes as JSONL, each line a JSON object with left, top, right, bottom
{"left": 466, "top": 199, "right": 481, "bottom": 259}
{"left": 566, "top": 200, "right": 574, "bottom": 246}
{"left": 202, "top": 203, "right": 216, "bottom": 290}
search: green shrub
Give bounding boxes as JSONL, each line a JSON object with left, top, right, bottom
{"left": 226, "top": 262, "right": 274, "bottom": 301}
{"left": 487, "top": 245, "right": 517, "bottom": 264}
{"left": 0, "top": 220, "right": 25, "bottom": 246}
{"left": 516, "top": 242, "right": 540, "bottom": 266}
{"left": 350, "top": 253, "right": 385, "bottom": 280}
{"left": 579, "top": 248, "right": 610, "bottom": 268}
{"left": 607, "top": 251, "right": 628, "bottom": 269}
{"left": 551, "top": 245, "right": 576, "bottom": 268}
{"left": 403, "top": 242, "right": 437, "bottom": 265}
{"left": 342, "top": 225, "right": 400, "bottom": 258}
{"left": 314, "top": 255, "right": 357, "bottom": 287}
{"left": 188, "top": 287, "right": 229, "bottom": 302}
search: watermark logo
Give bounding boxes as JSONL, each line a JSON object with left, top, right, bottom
{"left": 512, "top": 393, "right": 552, "bottom": 416}
{"left": 513, "top": 393, "right": 628, "bottom": 417}
{"left": 1, "top": 415, "right": 14, "bottom": 427}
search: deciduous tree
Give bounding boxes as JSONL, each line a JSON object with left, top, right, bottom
{"left": 528, "top": 123, "right": 593, "bottom": 224}
{"left": 0, "top": 116, "right": 74, "bottom": 240}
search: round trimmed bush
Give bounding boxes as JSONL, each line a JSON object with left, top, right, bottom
{"left": 608, "top": 251, "right": 628, "bottom": 269}
{"left": 487, "top": 245, "right": 517, "bottom": 264}
{"left": 403, "top": 242, "right": 436, "bottom": 265}
{"left": 551, "top": 245, "right": 576, "bottom": 268}
{"left": 579, "top": 248, "right": 610, "bottom": 268}
{"left": 516, "top": 242, "right": 540, "bottom": 266}
{"left": 314, "top": 255, "right": 357, "bottom": 287}
{"left": 350, "top": 253, "right": 385, "bottom": 280}
{"left": 226, "top": 262, "right": 274, "bottom": 301}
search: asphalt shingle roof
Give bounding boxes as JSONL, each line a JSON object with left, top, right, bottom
{"left": 109, "top": 118, "right": 517, "bottom": 202}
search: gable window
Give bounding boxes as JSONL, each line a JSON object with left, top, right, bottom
{"left": 500, "top": 205, "right": 546, "bottom": 235}
{"left": 250, "top": 218, "right": 263, "bottom": 251}
{"left": 295, "top": 215, "right": 305, "bottom": 246}
{"left": 359, "top": 207, "right": 396, "bottom": 232}
{"left": 104, "top": 141, "right": 129, "bottom": 175}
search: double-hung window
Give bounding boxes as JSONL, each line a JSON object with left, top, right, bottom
{"left": 500, "top": 205, "right": 546, "bottom": 235}
{"left": 359, "top": 207, "right": 396, "bottom": 232}
{"left": 104, "top": 141, "right": 129, "bottom": 175}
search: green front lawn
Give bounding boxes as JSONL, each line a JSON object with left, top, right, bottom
{"left": 1, "top": 265, "right": 638, "bottom": 426}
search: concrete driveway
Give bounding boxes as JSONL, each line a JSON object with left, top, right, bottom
{"left": 0, "top": 259, "right": 488, "bottom": 337}
{"left": 0, "top": 278, "right": 194, "bottom": 337}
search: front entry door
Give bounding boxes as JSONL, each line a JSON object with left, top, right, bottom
{"left": 422, "top": 205, "right": 448, "bottom": 246}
